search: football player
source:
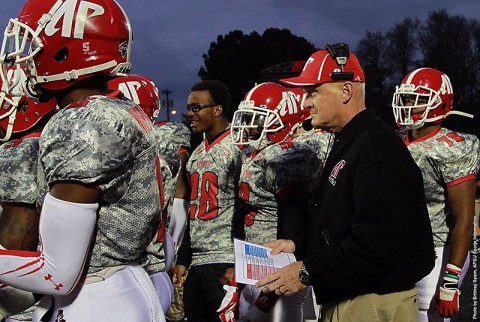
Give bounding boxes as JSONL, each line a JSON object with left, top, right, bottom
{"left": 0, "top": 65, "right": 57, "bottom": 322}
{"left": 392, "top": 67, "right": 480, "bottom": 321}
{"left": 153, "top": 120, "right": 191, "bottom": 322}
{"left": 109, "top": 74, "right": 191, "bottom": 314}
{"left": 228, "top": 82, "right": 320, "bottom": 321}
{"left": 174, "top": 80, "right": 246, "bottom": 322}
{"left": 0, "top": 1, "right": 165, "bottom": 321}
{"left": 152, "top": 120, "right": 191, "bottom": 251}
{"left": 109, "top": 73, "right": 191, "bottom": 252}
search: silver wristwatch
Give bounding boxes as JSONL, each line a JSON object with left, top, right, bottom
{"left": 299, "top": 263, "right": 311, "bottom": 285}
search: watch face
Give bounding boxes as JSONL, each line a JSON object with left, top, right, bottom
{"left": 300, "top": 272, "right": 308, "bottom": 282}
{"left": 299, "top": 264, "right": 310, "bottom": 285}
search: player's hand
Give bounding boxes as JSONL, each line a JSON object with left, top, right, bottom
{"left": 172, "top": 264, "right": 187, "bottom": 287}
{"left": 217, "top": 280, "right": 239, "bottom": 322}
{"left": 264, "top": 239, "right": 295, "bottom": 255}
{"left": 219, "top": 267, "right": 235, "bottom": 286}
{"left": 434, "top": 263, "right": 462, "bottom": 318}
{"left": 434, "top": 286, "right": 460, "bottom": 318}
{"left": 254, "top": 261, "right": 306, "bottom": 297}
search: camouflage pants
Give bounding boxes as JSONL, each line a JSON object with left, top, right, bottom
{"left": 166, "top": 285, "right": 185, "bottom": 321}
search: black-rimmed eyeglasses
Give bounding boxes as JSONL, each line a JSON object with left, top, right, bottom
{"left": 186, "top": 103, "right": 217, "bottom": 112}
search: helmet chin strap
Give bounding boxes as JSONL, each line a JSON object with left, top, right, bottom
{"left": 426, "top": 110, "right": 474, "bottom": 123}
{"left": 408, "top": 109, "right": 475, "bottom": 130}
{"left": 445, "top": 110, "right": 474, "bottom": 119}
{"left": 0, "top": 108, "right": 16, "bottom": 142}
{"left": 0, "top": 91, "right": 20, "bottom": 142}
{"left": 33, "top": 60, "right": 119, "bottom": 84}
{"left": 25, "top": 76, "right": 51, "bottom": 103}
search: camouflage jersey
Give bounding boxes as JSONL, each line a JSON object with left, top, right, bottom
{"left": 240, "top": 141, "right": 320, "bottom": 246}
{"left": 291, "top": 129, "right": 333, "bottom": 182}
{"left": 153, "top": 121, "right": 191, "bottom": 211}
{"left": 0, "top": 131, "right": 41, "bottom": 321}
{"left": 154, "top": 121, "right": 191, "bottom": 152}
{"left": 37, "top": 92, "right": 163, "bottom": 275}
{"left": 186, "top": 130, "right": 244, "bottom": 266}
{"left": 0, "top": 131, "right": 41, "bottom": 205}
{"left": 401, "top": 126, "right": 480, "bottom": 247}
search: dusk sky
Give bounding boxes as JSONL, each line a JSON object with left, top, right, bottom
{"left": 1, "top": 1, "right": 479, "bottom": 121}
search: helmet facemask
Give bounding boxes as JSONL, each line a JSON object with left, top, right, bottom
{"left": 392, "top": 83, "right": 442, "bottom": 129}
{"left": 231, "top": 82, "right": 301, "bottom": 149}
{"left": 231, "top": 100, "right": 284, "bottom": 150}
{"left": 0, "top": 93, "right": 21, "bottom": 142}
{"left": 0, "top": 62, "right": 57, "bottom": 141}
{"left": 0, "top": 63, "right": 28, "bottom": 141}
{"left": 0, "top": 18, "right": 41, "bottom": 98}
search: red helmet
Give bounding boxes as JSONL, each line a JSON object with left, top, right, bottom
{"left": 0, "top": 0, "right": 132, "bottom": 97}
{"left": 289, "top": 87, "right": 311, "bottom": 132}
{"left": 0, "top": 64, "right": 57, "bottom": 142}
{"left": 108, "top": 74, "right": 160, "bottom": 120}
{"left": 231, "top": 82, "right": 301, "bottom": 148}
{"left": 392, "top": 68, "right": 456, "bottom": 129}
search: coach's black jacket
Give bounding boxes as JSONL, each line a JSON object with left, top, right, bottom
{"left": 298, "top": 108, "right": 435, "bottom": 304}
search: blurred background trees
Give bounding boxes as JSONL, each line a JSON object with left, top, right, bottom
{"left": 355, "top": 9, "right": 480, "bottom": 134}
{"left": 198, "top": 28, "right": 316, "bottom": 120}
{"left": 192, "top": 9, "right": 480, "bottom": 140}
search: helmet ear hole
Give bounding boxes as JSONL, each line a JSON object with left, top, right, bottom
{"left": 19, "top": 100, "right": 29, "bottom": 113}
{"left": 53, "top": 47, "right": 68, "bottom": 62}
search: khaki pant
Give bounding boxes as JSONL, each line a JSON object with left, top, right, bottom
{"left": 321, "top": 287, "right": 419, "bottom": 322}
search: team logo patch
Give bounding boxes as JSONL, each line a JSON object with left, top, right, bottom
{"left": 328, "top": 160, "right": 346, "bottom": 186}
{"left": 119, "top": 41, "right": 128, "bottom": 58}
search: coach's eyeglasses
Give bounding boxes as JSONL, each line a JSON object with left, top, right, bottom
{"left": 186, "top": 103, "right": 217, "bottom": 112}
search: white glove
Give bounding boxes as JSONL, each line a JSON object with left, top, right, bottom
{"left": 167, "top": 198, "right": 189, "bottom": 248}
{"left": 0, "top": 284, "right": 36, "bottom": 319}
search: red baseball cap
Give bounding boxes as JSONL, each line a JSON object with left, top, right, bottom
{"left": 280, "top": 49, "right": 365, "bottom": 87}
